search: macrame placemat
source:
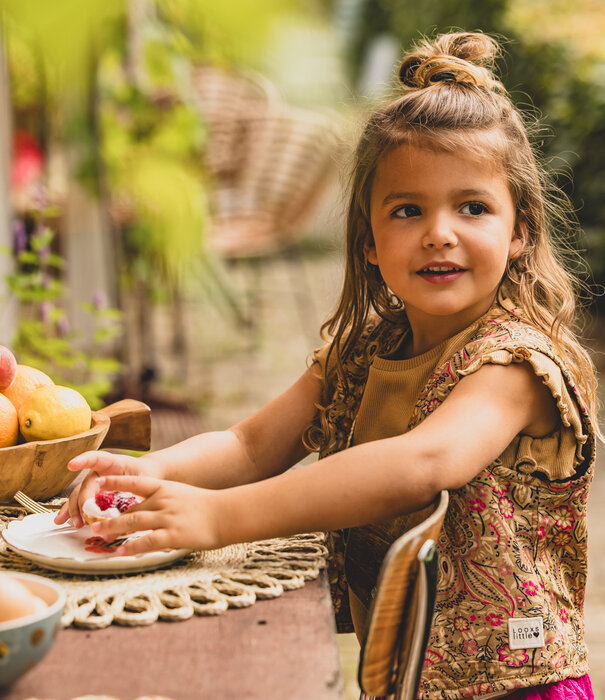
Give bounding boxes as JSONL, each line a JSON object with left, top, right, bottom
{"left": 0, "top": 502, "right": 327, "bottom": 630}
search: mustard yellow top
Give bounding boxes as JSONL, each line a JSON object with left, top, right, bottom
{"left": 350, "top": 316, "right": 584, "bottom": 482}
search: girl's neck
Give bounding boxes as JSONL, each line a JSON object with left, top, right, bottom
{"left": 401, "top": 328, "right": 456, "bottom": 359}
{"left": 401, "top": 296, "right": 498, "bottom": 359}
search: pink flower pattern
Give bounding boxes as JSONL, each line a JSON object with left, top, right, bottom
{"left": 469, "top": 498, "right": 485, "bottom": 512}
{"left": 462, "top": 639, "right": 478, "bottom": 656}
{"left": 486, "top": 612, "right": 502, "bottom": 627}
{"left": 523, "top": 580, "right": 538, "bottom": 597}
{"left": 497, "top": 644, "right": 529, "bottom": 667}
{"left": 498, "top": 496, "right": 514, "bottom": 518}
{"left": 454, "top": 616, "right": 469, "bottom": 631}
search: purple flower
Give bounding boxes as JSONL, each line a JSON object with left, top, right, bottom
{"left": 56, "top": 316, "right": 70, "bottom": 337}
{"left": 40, "top": 301, "right": 52, "bottom": 324}
{"left": 41, "top": 272, "right": 50, "bottom": 289}
{"left": 92, "top": 289, "right": 107, "bottom": 311}
{"left": 13, "top": 219, "right": 27, "bottom": 254}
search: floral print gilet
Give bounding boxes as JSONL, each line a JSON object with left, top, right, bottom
{"left": 315, "top": 300, "right": 595, "bottom": 698}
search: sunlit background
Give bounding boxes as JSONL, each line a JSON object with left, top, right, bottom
{"left": 0, "top": 1, "right": 604, "bottom": 698}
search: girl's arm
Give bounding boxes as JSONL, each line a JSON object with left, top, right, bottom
{"left": 142, "top": 364, "right": 323, "bottom": 488}
{"left": 54, "top": 364, "right": 322, "bottom": 526}
{"left": 93, "top": 360, "right": 560, "bottom": 554}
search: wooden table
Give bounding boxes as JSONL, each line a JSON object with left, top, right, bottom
{"left": 2, "top": 571, "right": 344, "bottom": 700}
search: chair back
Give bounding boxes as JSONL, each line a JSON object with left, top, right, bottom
{"left": 191, "top": 66, "right": 342, "bottom": 258}
{"left": 358, "top": 490, "right": 449, "bottom": 699}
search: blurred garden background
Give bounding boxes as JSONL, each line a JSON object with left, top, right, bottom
{"left": 0, "top": 1, "right": 604, "bottom": 698}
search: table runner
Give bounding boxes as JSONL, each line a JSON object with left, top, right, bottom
{"left": 24, "top": 696, "right": 174, "bottom": 700}
{"left": 0, "top": 503, "right": 327, "bottom": 630}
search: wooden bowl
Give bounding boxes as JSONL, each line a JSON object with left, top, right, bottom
{"left": 0, "top": 399, "right": 151, "bottom": 504}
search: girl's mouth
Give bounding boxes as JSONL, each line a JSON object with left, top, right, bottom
{"left": 417, "top": 265, "right": 466, "bottom": 284}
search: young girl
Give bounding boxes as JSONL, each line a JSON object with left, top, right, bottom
{"left": 56, "top": 32, "right": 597, "bottom": 699}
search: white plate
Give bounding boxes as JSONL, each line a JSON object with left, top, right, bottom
{"left": 1, "top": 513, "right": 191, "bottom": 575}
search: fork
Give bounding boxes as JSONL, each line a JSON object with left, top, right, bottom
{"left": 13, "top": 491, "right": 53, "bottom": 514}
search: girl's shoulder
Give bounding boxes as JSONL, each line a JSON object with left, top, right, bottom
{"left": 462, "top": 298, "right": 555, "bottom": 369}
{"left": 428, "top": 297, "right": 577, "bottom": 415}
{"left": 412, "top": 299, "right": 596, "bottom": 479}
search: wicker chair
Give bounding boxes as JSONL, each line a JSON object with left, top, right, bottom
{"left": 191, "top": 66, "right": 342, "bottom": 333}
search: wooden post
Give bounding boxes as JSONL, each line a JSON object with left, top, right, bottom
{"left": 62, "top": 178, "right": 116, "bottom": 345}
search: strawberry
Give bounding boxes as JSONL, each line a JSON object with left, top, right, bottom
{"left": 94, "top": 491, "right": 116, "bottom": 511}
{"left": 115, "top": 492, "right": 138, "bottom": 513}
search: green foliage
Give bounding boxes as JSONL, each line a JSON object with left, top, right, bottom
{"left": 97, "top": 42, "right": 208, "bottom": 287}
{"left": 158, "top": 0, "right": 301, "bottom": 66}
{"left": 4, "top": 212, "right": 123, "bottom": 410}
{"left": 2, "top": 0, "right": 126, "bottom": 102}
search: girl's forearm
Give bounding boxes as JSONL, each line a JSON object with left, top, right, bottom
{"left": 139, "top": 429, "right": 261, "bottom": 489}
{"left": 213, "top": 435, "right": 440, "bottom": 546}
{"left": 137, "top": 368, "right": 319, "bottom": 491}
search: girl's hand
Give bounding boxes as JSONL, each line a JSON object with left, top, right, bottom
{"left": 86, "top": 475, "right": 222, "bottom": 555}
{"left": 54, "top": 451, "right": 162, "bottom": 528}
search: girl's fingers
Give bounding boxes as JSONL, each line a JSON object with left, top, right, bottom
{"left": 114, "top": 530, "right": 171, "bottom": 557}
{"left": 96, "top": 475, "right": 160, "bottom": 498}
{"left": 68, "top": 488, "right": 85, "bottom": 528}
{"left": 91, "top": 509, "right": 161, "bottom": 543}
{"left": 54, "top": 501, "right": 70, "bottom": 525}
{"left": 68, "top": 451, "right": 139, "bottom": 474}
{"left": 68, "top": 451, "right": 112, "bottom": 471}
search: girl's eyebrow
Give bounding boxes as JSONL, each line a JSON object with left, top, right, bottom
{"left": 381, "top": 188, "right": 495, "bottom": 207}
{"left": 457, "top": 189, "right": 495, "bottom": 198}
{"left": 381, "top": 191, "right": 421, "bottom": 206}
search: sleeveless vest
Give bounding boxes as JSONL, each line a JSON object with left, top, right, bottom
{"left": 315, "top": 300, "right": 596, "bottom": 698}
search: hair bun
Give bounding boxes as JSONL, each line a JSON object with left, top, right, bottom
{"left": 398, "top": 32, "right": 503, "bottom": 92}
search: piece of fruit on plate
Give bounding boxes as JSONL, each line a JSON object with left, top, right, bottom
{"left": 81, "top": 491, "right": 140, "bottom": 525}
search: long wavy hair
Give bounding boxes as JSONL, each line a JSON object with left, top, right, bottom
{"left": 305, "top": 31, "right": 599, "bottom": 452}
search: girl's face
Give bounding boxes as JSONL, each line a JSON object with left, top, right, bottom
{"left": 366, "top": 142, "right": 523, "bottom": 343}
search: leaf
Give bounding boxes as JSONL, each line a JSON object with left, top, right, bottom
{"left": 30, "top": 227, "right": 54, "bottom": 251}
{"left": 17, "top": 251, "right": 39, "bottom": 265}
{"left": 46, "top": 254, "right": 65, "bottom": 269}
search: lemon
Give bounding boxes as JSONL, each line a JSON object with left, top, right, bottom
{"left": 19, "top": 385, "right": 92, "bottom": 442}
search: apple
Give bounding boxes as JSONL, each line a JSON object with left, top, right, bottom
{"left": 0, "top": 345, "right": 17, "bottom": 391}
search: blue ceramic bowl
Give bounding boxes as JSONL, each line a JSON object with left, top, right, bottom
{"left": 0, "top": 572, "right": 65, "bottom": 687}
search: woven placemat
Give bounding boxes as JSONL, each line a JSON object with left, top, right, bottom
{"left": 0, "top": 503, "right": 327, "bottom": 630}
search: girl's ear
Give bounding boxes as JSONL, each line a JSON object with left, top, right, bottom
{"left": 509, "top": 217, "right": 528, "bottom": 261}
{"left": 363, "top": 237, "right": 378, "bottom": 265}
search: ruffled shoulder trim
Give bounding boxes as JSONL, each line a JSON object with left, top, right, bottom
{"left": 408, "top": 311, "right": 595, "bottom": 478}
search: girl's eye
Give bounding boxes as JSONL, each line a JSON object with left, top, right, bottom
{"left": 393, "top": 204, "right": 421, "bottom": 218}
{"left": 461, "top": 202, "right": 488, "bottom": 216}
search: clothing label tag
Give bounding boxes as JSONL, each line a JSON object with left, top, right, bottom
{"left": 508, "top": 616, "right": 545, "bottom": 649}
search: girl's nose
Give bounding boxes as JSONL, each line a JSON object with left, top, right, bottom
{"left": 422, "top": 215, "right": 458, "bottom": 248}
